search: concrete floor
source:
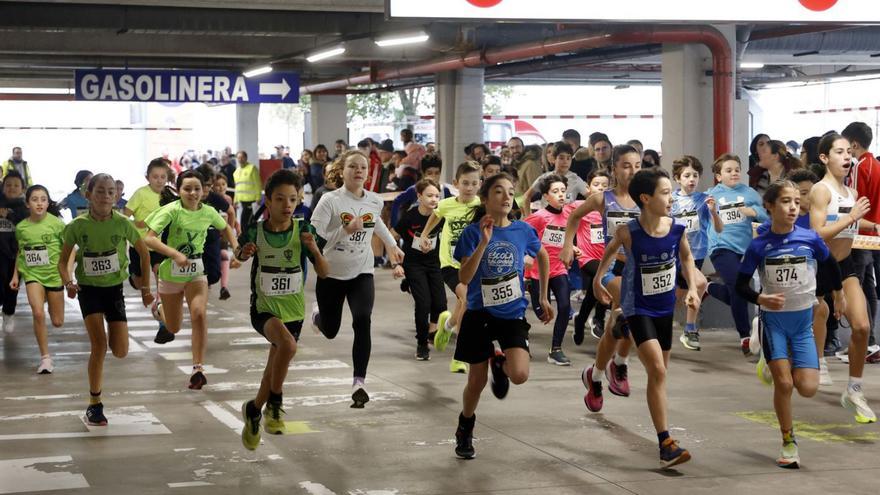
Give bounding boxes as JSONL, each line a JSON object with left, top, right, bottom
{"left": 0, "top": 263, "right": 878, "bottom": 495}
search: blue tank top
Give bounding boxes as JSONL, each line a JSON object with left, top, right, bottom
{"left": 621, "top": 219, "right": 685, "bottom": 318}
{"left": 603, "top": 190, "right": 640, "bottom": 255}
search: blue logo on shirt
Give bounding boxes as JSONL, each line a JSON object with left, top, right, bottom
{"left": 485, "top": 241, "right": 517, "bottom": 275}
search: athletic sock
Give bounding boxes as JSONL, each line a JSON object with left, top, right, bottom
{"left": 848, "top": 377, "right": 863, "bottom": 394}
{"left": 246, "top": 400, "right": 261, "bottom": 418}
{"left": 193, "top": 364, "right": 204, "bottom": 372}
{"left": 685, "top": 322, "right": 697, "bottom": 334}
{"left": 353, "top": 377, "right": 365, "bottom": 388}
{"left": 592, "top": 364, "right": 604, "bottom": 385}
{"left": 782, "top": 429, "right": 795, "bottom": 445}
{"left": 657, "top": 430, "right": 670, "bottom": 448}
{"left": 89, "top": 391, "right": 102, "bottom": 405}
{"left": 613, "top": 354, "right": 629, "bottom": 366}
{"left": 820, "top": 357, "right": 827, "bottom": 366}
{"left": 268, "top": 391, "right": 283, "bottom": 404}
{"left": 446, "top": 323, "right": 456, "bottom": 334}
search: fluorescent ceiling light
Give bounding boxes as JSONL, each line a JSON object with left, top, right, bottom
{"left": 740, "top": 62, "right": 765, "bottom": 69}
{"left": 243, "top": 65, "right": 272, "bottom": 78}
{"left": 0, "top": 87, "right": 73, "bottom": 94}
{"left": 306, "top": 46, "right": 346, "bottom": 63}
{"left": 375, "top": 31, "right": 430, "bottom": 47}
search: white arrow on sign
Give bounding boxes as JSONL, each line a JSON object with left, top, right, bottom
{"left": 259, "top": 78, "right": 291, "bottom": 99}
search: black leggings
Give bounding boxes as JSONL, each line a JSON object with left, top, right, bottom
{"left": 576, "top": 259, "right": 608, "bottom": 327}
{"left": 315, "top": 274, "right": 375, "bottom": 379}
{"left": 0, "top": 256, "right": 17, "bottom": 315}
{"left": 528, "top": 275, "right": 571, "bottom": 348}
{"left": 404, "top": 262, "right": 447, "bottom": 345}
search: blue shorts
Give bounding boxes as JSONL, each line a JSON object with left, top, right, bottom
{"left": 601, "top": 260, "right": 625, "bottom": 287}
{"left": 760, "top": 308, "right": 819, "bottom": 369}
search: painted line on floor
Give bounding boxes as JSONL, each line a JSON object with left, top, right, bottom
{"left": 168, "top": 481, "right": 213, "bottom": 488}
{"left": 736, "top": 410, "right": 880, "bottom": 442}
{"left": 0, "top": 456, "right": 89, "bottom": 494}
{"left": 201, "top": 400, "right": 244, "bottom": 432}
{"left": 177, "top": 364, "right": 228, "bottom": 375}
{"left": 226, "top": 391, "right": 405, "bottom": 409}
{"left": 0, "top": 406, "right": 171, "bottom": 441}
{"left": 142, "top": 339, "right": 192, "bottom": 349}
{"left": 245, "top": 360, "right": 350, "bottom": 372}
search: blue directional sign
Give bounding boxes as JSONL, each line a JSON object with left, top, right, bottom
{"left": 74, "top": 69, "right": 299, "bottom": 104}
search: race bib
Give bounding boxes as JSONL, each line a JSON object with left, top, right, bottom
{"left": 83, "top": 250, "right": 120, "bottom": 277}
{"left": 676, "top": 210, "right": 700, "bottom": 233}
{"left": 172, "top": 257, "right": 205, "bottom": 277}
{"left": 606, "top": 211, "right": 639, "bottom": 236}
{"left": 719, "top": 202, "right": 745, "bottom": 225}
{"left": 765, "top": 256, "right": 808, "bottom": 289}
{"left": 24, "top": 246, "right": 49, "bottom": 267}
{"left": 640, "top": 260, "right": 675, "bottom": 296}
{"left": 413, "top": 232, "right": 437, "bottom": 251}
{"left": 0, "top": 218, "right": 14, "bottom": 233}
{"left": 259, "top": 267, "right": 303, "bottom": 296}
{"left": 481, "top": 272, "right": 522, "bottom": 307}
{"left": 589, "top": 224, "right": 604, "bottom": 244}
{"left": 838, "top": 206, "right": 857, "bottom": 238}
{"left": 541, "top": 225, "right": 565, "bottom": 248}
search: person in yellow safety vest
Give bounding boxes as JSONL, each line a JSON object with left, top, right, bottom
{"left": 2, "top": 147, "right": 33, "bottom": 187}
{"left": 233, "top": 150, "right": 262, "bottom": 228}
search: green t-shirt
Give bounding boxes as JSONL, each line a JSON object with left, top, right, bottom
{"left": 146, "top": 200, "right": 227, "bottom": 283}
{"left": 127, "top": 185, "right": 161, "bottom": 238}
{"left": 435, "top": 196, "right": 480, "bottom": 269}
{"left": 62, "top": 211, "right": 142, "bottom": 287}
{"left": 15, "top": 214, "right": 65, "bottom": 287}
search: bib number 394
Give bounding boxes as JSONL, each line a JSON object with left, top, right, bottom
{"left": 172, "top": 258, "right": 204, "bottom": 277}
{"left": 83, "top": 251, "right": 120, "bottom": 277}
{"left": 481, "top": 272, "right": 522, "bottom": 307}
{"left": 640, "top": 260, "right": 675, "bottom": 296}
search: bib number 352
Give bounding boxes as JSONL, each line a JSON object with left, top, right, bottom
{"left": 640, "top": 261, "right": 675, "bottom": 296}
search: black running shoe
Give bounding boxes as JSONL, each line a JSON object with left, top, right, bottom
{"left": 154, "top": 323, "right": 175, "bottom": 344}
{"left": 573, "top": 315, "right": 585, "bottom": 346}
{"left": 591, "top": 319, "right": 605, "bottom": 340}
{"left": 189, "top": 371, "right": 207, "bottom": 390}
{"left": 490, "top": 350, "right": 509, "bottom": 400}
{"left": 400, "top": 279, "right": 410, "bottom": 293}
{"left": 85, "top": 402, "right": 108, "bottom": 426}
{"left": 219, "top": 287, "right": 231, "bottom": 300}
{"left": 415, "top": 344, "right": 430, "bottom": 361}
{"left": 455, "top": 424, "right": 475, "bottom": 459}
{"left": 351, "top": 386, "right": 370, "bottom": 409}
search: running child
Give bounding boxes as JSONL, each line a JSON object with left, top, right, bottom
{"left": 420, "top": 161, "right": 482, "bottom": 374}
{"left": 670, "top": 156, "right": 721, "bottom": 351}
{"left": 195, "top": 164, "right": 236, "bottom": 300}
{"left": 392, "top": 178, "right": 446, "bottom": 361}
{"left": 212, "top": 173, "right": 241, "bottom": 298}
{"left": 236, "top": 169, "right": 329, "bottom": 450}
{"left": 12, "top": 184, "right": 64, "bottom": 373}
{"left": 572, "top": 169, "right": 611, "bottom": 343}
{"left": 522, "top": 143, "right": 588, "bottom": 215}
{"left": 737, "top": 180, "right": 845, "bottom": 468}
{"left": 593, "top": 167, "right": 700, "bottom": 468}
{"left": 58, "top": 174, "right": 154, "bottom": 425}
{"left": 144, "top": 169, "right": 238, "bottom": 390}
{"left": 1, "top": 171, "right": 29, "bottom": 334}
{"left": 452, "top": 172, "right": 553, "bottom": 459}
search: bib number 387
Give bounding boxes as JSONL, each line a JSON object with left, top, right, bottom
{"left": 481, "top": 272, "right": 522, "bottom": 307}
{"left": 640, "top": 260, "right": 675, "bottom": 296}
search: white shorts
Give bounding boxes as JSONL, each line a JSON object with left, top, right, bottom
{"left": 158, "top": 276, "right": 208, "bottom": 295}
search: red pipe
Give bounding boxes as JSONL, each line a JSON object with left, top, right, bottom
{"left": 301, "top": 26, "right": 733, "bottom": 155}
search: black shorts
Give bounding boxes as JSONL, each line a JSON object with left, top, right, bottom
{"left": 453, "top": 309, "right": 531, "bottom": 364}
{"left": 627, "top": 314, "right": 674, "bottom": 351}
{"left": 838, "top": 255, "right": 858, "bottom": 280}
{"left": 675, "top": 258, "right": 705, "bottom": 290}
{"left": 250, "top": 309, "right": 302, "bottom": 342}
{"left": 128, "top": 247, "right": 164, "bottom": 277}
{"left": 77, "top": 284, "right": 127, "bottom": 322}
{"left": 25, "top": 281, "right": 63, "bottom": 292}
{"left": 441, "top": 266, "right": 460, "bottom": 292}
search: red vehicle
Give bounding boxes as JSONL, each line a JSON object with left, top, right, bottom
{"left": 484, "top": 119, "right": 546, "bottom": 151}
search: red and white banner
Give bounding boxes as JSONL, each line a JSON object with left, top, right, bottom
{"left": 418, "top": 114, "right": 661, "bottom": 120}
{"left": 389, "top": 0, "right": 875, "bottom": 23}
{"left": 795, "top": 106, "right": 880, "bottom": 114}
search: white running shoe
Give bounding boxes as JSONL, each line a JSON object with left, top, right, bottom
{"left": 841, "top": 388, "right": 877, "bottom": 424}
{"left": 36, "top": 356, "right": 54, "bottom": 374}
{"left": 749, "top": 316, "right": 761, "bottom": 355}
{"left": 310, "top": 303, "right": 321, "bottom": 335}
{"left": 2, "top": 314, "right": 14, "bottom": 335}
{"left": 819, "top": 360, "right": 833, "bottom": 386}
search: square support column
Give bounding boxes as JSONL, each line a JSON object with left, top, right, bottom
{"left": 435, "top": 68, "right": 484, "bottom": 184}
{"left": 309, "top": 94, "right": 348, "bottom": 149}
{"left": 235, "top": 103, "right": 259, "bottom": 161}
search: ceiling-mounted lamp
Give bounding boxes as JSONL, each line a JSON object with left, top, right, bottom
{"left": 242, "top": 65, "right": 273, "bottom": 78}
{"left": 740, "top": 62, "right": 765, "bottom": 69}
{"left": 375, "top": 30, "right": 430, "bottom": 48}
{"left": 306, "top": 45, "right": 346, "bottom": 63}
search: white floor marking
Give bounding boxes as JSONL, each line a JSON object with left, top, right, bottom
{"left": 201, "top": 400, "right": 243, "bottom": 432}
{"left": 130, "top": 326, "right": 252, "bottom": 338}
{"left": 230, "top": 337, "right": 269, "bottom": 346}
{"left": 246, "top": 360, "right": 350, "bottom": 372}
{"left": 128, "top": 337, "right": 146, "bottom": 353}
{"left": 177, "top": 364, "right": 228, "bottom": 375}
{"left": 0, "top": 406, "right": 170, "bottom": 441}
{"left": 142, "top": 339, "right": 192, "bottom": 349}
{"left": 298, "top": 482, "right": 402, "bottom": 495}
{"left": 0, "top": 410, "right": 82, "bottom": 421}
{"left": 173, "top": 448, "right": 196, "bottom": 452}
{"left": 168, "top": 481, "right": 213, "bottom": 488}
{"left": 225, "top": 391, "right": 404, "bottom": 409}
{"left": 159, "top": 352, "right": 195, "bottom": 361}
{"left": 4, "top": 393, "right": 80, "bottom": 401}
{"left": 0, "top": 456, "right": 89, "bottom": 494}
{"left": 54, "top": 351, "right": 92, "bottom": 356}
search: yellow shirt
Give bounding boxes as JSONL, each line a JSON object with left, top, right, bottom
{"left": 127, "top": 185, "right": 161, "bottom": 238}
{"left": 233, "top": 163, "right": 262, "bottom": 203}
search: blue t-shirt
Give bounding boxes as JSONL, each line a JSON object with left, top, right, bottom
{"left": 621, "top": 219, "right": 686, "bottom": 318}
{"left": 454, "top": 220, "right": 541, "bottom": 319}
{"left": 706, "top": 183, "right": 768, "bottom": 256}
{"left": 671, "top": 189, "right": 711, "bottom": 260}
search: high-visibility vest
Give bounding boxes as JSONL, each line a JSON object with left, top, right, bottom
{"left": 233, "top": 163, "right": 261, "bottom": 202}
{"left": 1, "top": 160, "right": 33, "bottom": 186}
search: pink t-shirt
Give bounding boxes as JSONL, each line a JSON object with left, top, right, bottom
{"left": 569, "top": 201, "right": 605, "bottom": 264}
{"left": 524, "top": 207, "right": 569, "bottom": 279}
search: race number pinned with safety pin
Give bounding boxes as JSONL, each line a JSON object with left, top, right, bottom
{"left": 172, "top": 256, "right": 205, "bottom": 277}
{"left": 259, "top": 266, "right": 303, "bottom": 296}
{"left": 83, "top": 249, "right": 120, "bottom": 277}
{"left": 765, "top": 256, "right": 808, "bottom": 289}
{"left": 481, "top": 271, "right": 522, "bottom": 307}
{"left": 24, "top": 245, "right": 49, "bottom": 267}
{"left": 640, "top": 260, "right": 675, "bottom": 296}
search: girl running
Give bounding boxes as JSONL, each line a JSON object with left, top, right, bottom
{"left": 58, "top": 174, "right": 154, "bottom": 425}
{"left": 392, "top": 178, "right": 446, "bottom": 361}
{"left": 452, "top": 172, "right": 553, "bottom": 459}
{"left": 311, "top": 150, "right": 403, "bottom": 408}
{"left": 236, "top": 169, "right": 329, "bottom": 450}
{"left": 144, "top": 170, "right": 238, "bottom": 390}
{"left": 809, "top": 133, "right": 876, "bottom": 423}
{"left": 593, "top": 167, "right": 700, "bottom": 468}
{"left": 738, "top": 180, "right": 845, "bottom": 468}
{"left": 12, "top": 184, "right": 65, "bottom": 373}
{"left": 1, "top": 171, "right": 28, "bottom": 334}
{"left": 572, "top": 169, "right": 611, "bottom": 343}
{"left": 212, "top": 173, "right": 241, "bottom": 298}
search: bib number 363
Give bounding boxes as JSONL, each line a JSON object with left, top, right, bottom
{"left": 83, "top": 251, "right": 120, "bottom": 277}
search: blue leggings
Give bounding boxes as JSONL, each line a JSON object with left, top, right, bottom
{"left": 708, "top": 248, "right": 751, "bottom": 338}
{"left": 528, "top": 275, "right": 571, "bottom": 348}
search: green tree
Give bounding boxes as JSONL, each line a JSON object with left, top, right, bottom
{"left": 484, "top": 84, "right": 513, "bottom": 115}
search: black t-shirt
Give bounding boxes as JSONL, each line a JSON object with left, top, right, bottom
{"left": 394, "top": 207, "right": 443, "bottom": 268}
{"left": 204, "top": 191, "right": 231, "bottom": 240}
{"left": 570, "top": 157, "right": 596, "bottom": 183}
{"left": 0, "top": 197, "right": 27, "bottom": 259}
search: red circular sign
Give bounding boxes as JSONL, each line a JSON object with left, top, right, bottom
{"left": 467, "top": 0, "right": 503, "bottom": 7}
{"left": 799, "top": 0, "right": 839, "bottom": 11}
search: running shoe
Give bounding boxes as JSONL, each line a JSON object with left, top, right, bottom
{"left": 819, "top": 360, "right": 833, "bottom": 386}
{"left": 85, "top": 402, "right": 108, "bottom": 426}
{"left": 36, "top": 356, "right": 54, "bottom": 374}
{"left": 219, "top": 287, "right": 231, "bottom": 300}
{"left": 679, "top": 331, "right": 701, "bottom": 351}
{"left": 449, "top": 359, "right": 469, "bottom": 374}
{"left": 824, "top": 337, "right": 842, "bottom": 357}
{"left": 455, "top": 422, "right": 475, "bottom": 459}
{"left": 153, "top": 323, "right": 175, "bottom": 344}
{"left": 756, "top": 354, "right": 773, "bottom": 386}
{"left": 489, "top": 350, "right": 509, "bottom": 399}
{"left": 240, "top": 401, "right": 261, "bottom": 450}
{"left": 606, "top": 361, "right": 630, "bottom": 397}
{"left": 573, "top": 316, "right": 585, "bottom": 346}
{"left": 434, "top": 311, "right": 453, "bottom": 352}
{"left": 188, "top": 371, "right": 207, "bottom": 390}
{"left": 351, "top": 384, "right": 370, "bottom": 409}
{"left": 841, "top": 388, "right": 878, "bottom": 424}
{"left": 590, "top": 318, "right": 605, "bottom": 340}
{"left": 741, "top": 337, "right": 752, "bottom": 356}
{"left": 659, "top": 437, "right": 691, "bottom": 468}
{"left": 867, "top": 345, "right": 880, "bottom": 363}
{"left": 310, "top": 304, "right": 322, "bottom": 335}
{"left": 415, "top": 344, "right": 430, "bottom": 361}
{"left": 399, "top": 279, "right": 410, "bottom": 293}
{"left": 263, "top": 401, "right": 286, "bottom": 435}
{"left": 2, "top": 314, "right": 13, "bottom": 335}
{"left": 547, "top": 348, "right": 571, "bottom": 366}
{"left": 776, "top": 441, "right": 800, "bottom": 469}
{"left": 749, "top": 315, "right": 762, "bottom": 355}
{"left": 581, "top": 366, "right": 603, "bottom": 412}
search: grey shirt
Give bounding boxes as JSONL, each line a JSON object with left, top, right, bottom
{"left": 529, "top": 171, "right": 588, "bottom": 208}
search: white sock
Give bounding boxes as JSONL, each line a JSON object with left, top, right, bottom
{"left": 848, "top": 377, "right": 863, "bottom": 393}
{"left": 592, "top": 364, "right": 604, "bottom": 385}
{"left": 613, "top": 354, "right": 628, "bottom": 366}
{"left": 820, "top": 357, "right": 827, "bottom": 366}
{"left": 447, "top": 323, "right": 456, "bottom": 334}
{"left": 353, "top": 377, "right": 365, "bottom": 389}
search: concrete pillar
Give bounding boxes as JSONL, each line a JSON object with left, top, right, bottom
{"left": 309, "top": 94, "right": 348, "bottom": 149}
{"left": 235, "top": 103, "right": 259, "bottom": 161}
{"left": 435, "top": 68, "right": 484, "bottom": 184}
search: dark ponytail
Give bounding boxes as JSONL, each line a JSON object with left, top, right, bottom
{"left": 160, "top": 169, "right": 205, "bottom": 206}
{"left": 469, "top": 172, "right": 517, "bottom": 224}
{"left": 25, "top": 184, "right": 62, "bottom": 217}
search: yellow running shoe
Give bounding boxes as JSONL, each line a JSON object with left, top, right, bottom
{"left": 756, "top": 354, "right": 773, "bottom": 386}
{"left": 263, "top": 401, "right": 287, "bottom": 435}
{"left": 240, "top": 401, "right": 261, "bottom": 450}
{"left": 434, "top": 311, "right": 453, "bottom": 352}
{"left": 450, "top": 359, "right": 469, "bottom": 374}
